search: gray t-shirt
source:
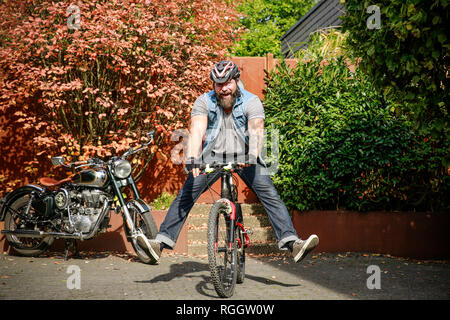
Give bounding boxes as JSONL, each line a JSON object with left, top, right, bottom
{"left": 191, "top": 93, "right": 265, "bottom": 156}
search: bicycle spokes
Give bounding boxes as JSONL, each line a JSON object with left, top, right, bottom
{"left": 208, "top": 202, "right": 238, "bottom": 298}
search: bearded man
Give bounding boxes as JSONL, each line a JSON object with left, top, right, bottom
{"left": 137, "top": 61, "right": 319, "bottom": 264}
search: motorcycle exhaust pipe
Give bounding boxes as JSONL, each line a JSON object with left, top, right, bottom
{"left": 1, "top": 201, "right": 111, "bottom": 240}
{"left": 1, "top": 229, "right": 78, "bottom": 239}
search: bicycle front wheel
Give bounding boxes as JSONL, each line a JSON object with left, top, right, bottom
{"left": 207, "top": 200, "right": 238, "bottom": 298}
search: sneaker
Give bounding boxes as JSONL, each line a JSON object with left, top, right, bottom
{"left": 136, "top": 235, "right": 161, "bottom": 262}
{"left": 292, "top": 235, "right": 319, "bottom": 263}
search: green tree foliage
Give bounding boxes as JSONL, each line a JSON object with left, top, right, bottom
{"left": 340, "top": 0, "right": 449, "bottom": 156}
{"left": 232, "top": 0, "right": 316, "bottom": 57}
{"left": 264, "top": 31, "right": 449, "bottom": 212}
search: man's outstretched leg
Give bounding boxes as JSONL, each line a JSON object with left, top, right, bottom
{"left": 137, "top": 170, "right": 222, "bottom": 262}
{"left": 238, "top": 163, "right": 319, "bottom": 262}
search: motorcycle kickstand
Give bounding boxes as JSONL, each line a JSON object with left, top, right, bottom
{"left": 64, "top": 239, "right": 81, "bottom": 261}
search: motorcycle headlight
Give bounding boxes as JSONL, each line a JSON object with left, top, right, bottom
{"left": 113, "top": 160, "right": 132, "bottom": 179}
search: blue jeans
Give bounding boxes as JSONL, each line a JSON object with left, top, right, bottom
{"left": 155, "top": 163, "right": 299, "bottom": 250}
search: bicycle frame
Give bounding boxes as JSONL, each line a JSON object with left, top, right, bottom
{"left": 217, "top": 168, "right": 249, "bottom": 251}
{"left": 205, "top": 163, "right": 250, "bottom": 297}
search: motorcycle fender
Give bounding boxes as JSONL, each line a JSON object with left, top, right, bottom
{"left": 123, "top": 199, "right": 152, "bottom": 238}
{"left": 126, "top": 199, "right": 152, "bottom": 214}
{"left": 0, "top": 185, "right": 46, "bottom": 221}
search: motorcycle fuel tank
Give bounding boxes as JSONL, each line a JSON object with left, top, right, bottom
{"left": 71, "top": 169, "right": 108, "bottom": 188}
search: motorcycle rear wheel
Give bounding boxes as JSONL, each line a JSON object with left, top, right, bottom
{"left": 4, "top": 195, "right": 54, "bottom": 256}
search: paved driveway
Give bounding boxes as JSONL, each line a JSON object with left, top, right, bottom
{"left": 1, "top": 250, "right": 448, "bottom": 301}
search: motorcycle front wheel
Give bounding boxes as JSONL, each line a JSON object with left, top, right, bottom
{"left": 126, "top": 204, "right": 158, "bottom": 264}
{"left": 4, "top": 195, "right": 54, "bottom": 256}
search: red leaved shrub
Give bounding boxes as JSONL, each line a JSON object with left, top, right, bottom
{"left": 0, "top": 0, "right": 241, "bottom": 194}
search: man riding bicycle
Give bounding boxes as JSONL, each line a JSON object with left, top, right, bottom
{"left": 138, "top": 60, "right": 319, "bottom": 263}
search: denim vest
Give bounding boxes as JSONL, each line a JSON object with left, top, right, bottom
{"left": 201, "top": 88, "right": 263, "bottom": 164}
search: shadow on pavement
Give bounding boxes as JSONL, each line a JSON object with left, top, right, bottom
{"left": 135, "top": 261, "right": 209, "bottom": 283}
{"left": 249, "top": 251, "right": 450, "bottom": 300}
{"left": 135, "top": 259, "right": 300, "bottom": 298}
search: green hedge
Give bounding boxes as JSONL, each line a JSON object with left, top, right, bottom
{"left": 340, "top": 0, "right": 449, "bottom": 142}
{"left": 264, "top": 55, "right": 449, "bottom": 212}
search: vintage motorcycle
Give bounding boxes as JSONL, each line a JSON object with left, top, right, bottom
{"left": 0, "top": 131, "right": 158, "bottom": 264}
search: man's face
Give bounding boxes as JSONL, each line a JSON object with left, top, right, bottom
{"left": 214, "top": 79, "right": 238, "bottom": 110}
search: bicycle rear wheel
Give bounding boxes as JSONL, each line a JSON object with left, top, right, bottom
{"left": 207, "top": 200, "right": 238, "bottom": 298}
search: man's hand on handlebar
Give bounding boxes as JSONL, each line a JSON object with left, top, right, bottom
{"left": 185, "top": 155, "right": 258, "bottom": 178}
{"left": 191, "top": 167, "right": 201, "bottom": 178}
{"left": 185, "top": 157, "right": 201, "bottom": 178}
{"left": 238, "top": 154, "right": 257, "bottom": 169}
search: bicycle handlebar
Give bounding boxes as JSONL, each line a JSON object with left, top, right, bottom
{"left": 198, "top": 162, "right": 245, "bottom": 174}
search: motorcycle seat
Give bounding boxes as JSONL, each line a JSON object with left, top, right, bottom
{"left": 39, "top": 177, "right": 72, "bottom": 187}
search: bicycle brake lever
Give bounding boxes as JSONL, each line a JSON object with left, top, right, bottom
{"left": 223, "top": 162, "right": 233, "bottom": 171}
{"left": 204, "top": 164, "right": 214, "bottom": 174}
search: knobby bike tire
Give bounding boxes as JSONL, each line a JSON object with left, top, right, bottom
{"left": 207, "top": 200, "right": 238, "bottom": 298}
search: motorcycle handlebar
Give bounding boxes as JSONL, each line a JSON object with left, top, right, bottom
{"left": 121, "top": 131, "right": 154, "bottom": 159}
{"left": 61, "top": 131, "right": 155, "bottom": 167}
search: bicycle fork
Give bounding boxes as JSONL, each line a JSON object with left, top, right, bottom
{"left": 218, "top": 171, "right": 252, "bottom": 252}
{"left": 224, "top": 203, "right": 251, "bottom": 251}
{"left": 220, "top": 172, "right": 237, "bottom": 252}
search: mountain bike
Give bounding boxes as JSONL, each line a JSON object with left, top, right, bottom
{"left": 201, "top": 162, "right": 252, "bottom": 298}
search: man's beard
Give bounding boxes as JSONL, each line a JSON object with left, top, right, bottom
{"left": 215, "top": 88, "right": 240, "bottom": 110}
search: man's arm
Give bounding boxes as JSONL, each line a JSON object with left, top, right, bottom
{"left": 248, "top": 117, "right": 264, "bottom": 163}
{"left": 187, "top": 115, "right": 207, "bottom": 177}
{"left": 188, "top": 115, "right": 207, "bottom": 159}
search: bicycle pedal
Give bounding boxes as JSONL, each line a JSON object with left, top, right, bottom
{"left": 244, "top": 228, "right": 254, "bottom": 235}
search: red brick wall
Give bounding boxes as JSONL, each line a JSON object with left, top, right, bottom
{"left": 292, "top": 210, "right": 450, "bottom": 260}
